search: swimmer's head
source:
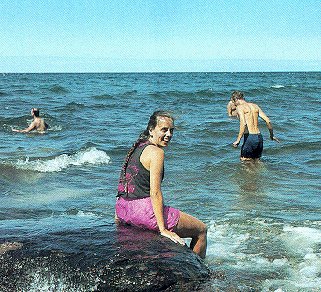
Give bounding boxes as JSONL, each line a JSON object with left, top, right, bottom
{"left": 31, "top": 108, "right": 40, "bottom": 117}
{"left": 231, "top": 91, "right": 244, "bottom": 103}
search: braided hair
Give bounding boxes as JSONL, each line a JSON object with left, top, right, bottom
{"left": 119, "top": 111, "right": 174, "bottom": 195}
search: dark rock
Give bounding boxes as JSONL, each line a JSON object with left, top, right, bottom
{"left": 0, "top": 224, "right": 211, "bottom": 291}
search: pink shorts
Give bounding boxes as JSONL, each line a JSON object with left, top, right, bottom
{"left": 115, "top": 196, "right": 180, "bottom": 232}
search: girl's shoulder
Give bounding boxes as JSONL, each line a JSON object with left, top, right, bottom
{"left": 143, "top": 144, "right": 164, "bottom": 159}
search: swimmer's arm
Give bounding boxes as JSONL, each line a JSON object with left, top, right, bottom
{"left": 12, "top": 122, "right": 36, "bottom": 133}
{"left": 227, "top": 101, "right": 233, "bottom": 116}
{"left": 258, "top": 108, "right": 280, "bottom": 142}
{"left": 149, "top": 148, "right": 184, "bottom": 245}
{"left": 233, "top": 108, "right": 246, "bottom": 147}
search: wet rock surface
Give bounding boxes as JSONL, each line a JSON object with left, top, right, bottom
{"left": 0, "top": 224, "right": 212, "bottom": 291}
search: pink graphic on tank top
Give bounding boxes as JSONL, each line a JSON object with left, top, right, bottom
{"left": 118, "top": 163, "right": 139, "bottom": 194}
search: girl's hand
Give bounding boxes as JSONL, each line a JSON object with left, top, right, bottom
{"left": 160, "top": 229, "right": 185, "bottom": 245}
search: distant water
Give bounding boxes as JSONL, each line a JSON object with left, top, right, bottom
{"left": 0, "top": 72, "right": 320, "bottom": 291}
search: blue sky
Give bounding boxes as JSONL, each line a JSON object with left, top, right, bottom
{"left": 0, "top": 0, "right": 320, "bottom": 72}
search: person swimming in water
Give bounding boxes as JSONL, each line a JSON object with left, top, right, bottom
{"left": 12, "top": 108, "right": 49, "bottom": 133}
{"left": 231, "top": 91, "right": 279, "bottom": 161}
{"left": 115, "top": 110, "right": 207, "bottom": 258}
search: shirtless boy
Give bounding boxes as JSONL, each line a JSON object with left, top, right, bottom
{"left": 12, "top": 108, "right": 48, "bottom": 133}
{"left": 231, "top": 91, "right": 279, "bottom": 161}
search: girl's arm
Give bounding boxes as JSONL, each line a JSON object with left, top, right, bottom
{"left": 148, "top": 146, "right": 184, "bottom": 245}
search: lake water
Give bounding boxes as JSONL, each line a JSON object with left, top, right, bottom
{"left": 0, "top": 72, "right": 320, "bottom": 291}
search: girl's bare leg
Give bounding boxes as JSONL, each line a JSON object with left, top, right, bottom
{"left": 174, "top": 211, "right": 207, "bottom": 258}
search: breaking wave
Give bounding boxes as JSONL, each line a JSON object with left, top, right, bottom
{"left": 14, "top": 147, "right": 110, "bottom": 172}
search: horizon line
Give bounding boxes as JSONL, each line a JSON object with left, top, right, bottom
{"left": 1, "top": 70, "right": 320, "bottom": 74}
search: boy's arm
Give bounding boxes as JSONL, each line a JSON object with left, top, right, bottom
{"left": 258, "top": 107, "right": 279, "bottom": 142}
{"left": 233, "top": 107, "right": 246, "bottom": 147}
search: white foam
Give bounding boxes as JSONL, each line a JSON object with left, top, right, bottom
{"left": 279, "top": 226, "right": 321, "bottom": 289}
{"left": 207, "top": 220, "right": 321, "bottom": 291}
{"left": 271, "top": 84, "right": 285, "bottom": 88}
{"left": 281, "top": 225, "right": 321, "bottom": 255}
{"left": 207, "top": 222, "right": 250, "bottom": 260}
{"left": 15, "top": 147, "right": 110, "bottom": 172}
{"left": 28, "top": 270, "right": 97, "bottom": 291}
{"left": 47, "top": 125, "right": 62, "bottom": 131}
{"left": 75, "top": 210, "right": 96, "bottom": 217}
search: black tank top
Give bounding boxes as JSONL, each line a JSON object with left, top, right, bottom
{"left": 117, "top": 141, "right": 151, "bottom": 199}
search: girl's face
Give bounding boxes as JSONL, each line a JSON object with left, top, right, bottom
{"left": 149, "top": 117, "right": 174, "bottom": 148}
